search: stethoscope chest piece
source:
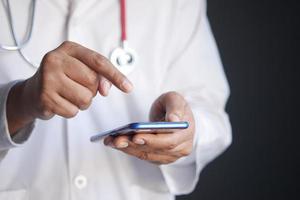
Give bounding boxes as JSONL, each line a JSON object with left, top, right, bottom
{"left": 110, "top": 44, "right": 137, "bottom": 75}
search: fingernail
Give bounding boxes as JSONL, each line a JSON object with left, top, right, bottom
{"left": 102, "top": 80, "right": 111, "bottom": 96}
{"left": 169, "top": 113, "right": 180, "bottom": 122}
{"left": 134, "top": 138, "right": 145, "bottom": 145}
{"left": 117, "top": 142, "right": 128, "bottom": 149}
{"left": 121, "top": 79, "right": 133, "bottom": 92}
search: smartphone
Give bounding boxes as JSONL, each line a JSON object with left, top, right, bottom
{"left": 90, "top": 121, "right": 189, "bottom": 142}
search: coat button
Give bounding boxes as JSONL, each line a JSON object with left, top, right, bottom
{"left": 74, "top": 175, "right": 87, "bottom": 189}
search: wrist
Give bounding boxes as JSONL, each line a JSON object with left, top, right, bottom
{"left": 6, "top": 80, "right": 36, "bottom": 136}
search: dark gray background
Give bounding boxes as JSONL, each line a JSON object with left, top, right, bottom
{"left": 178, "top": 0, "right": 298, "bottom": 199}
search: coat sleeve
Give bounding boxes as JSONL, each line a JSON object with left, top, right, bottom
{"left": 0, "top": 81, "right": 35, "bottom": 161}
{"left": 158, "top": 0, "right": 232, "bottom": 195}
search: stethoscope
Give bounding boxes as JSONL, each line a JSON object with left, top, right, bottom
{"left": 0, "top": 0, "right": 137, "bottom": 75}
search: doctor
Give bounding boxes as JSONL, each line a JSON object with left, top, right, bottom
{"left": 0, "top": 0, "right": 231, "bottom": 199}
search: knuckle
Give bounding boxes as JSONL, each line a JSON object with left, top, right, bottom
{"left": 166, "top": 140, "right": 178, "bottom": 150}
{"left": 91, "top": 53, "right": 124, "bottom": 84}
{"left": 85, "top": 74, "right": 98, "bottom": 93}
{"left": 87, "top": 73, "right": 98, "bottom": 86}
{"left": 137, "top": 152, "right": 149, "bottom": 160}
{"left": 42, "top": 52, "right": 59, "bottom": 66}
{"left": 41, "top": 53, "right": 62, "bottom": 80}
{"left": 93, "top": 53, "right": 107, "bottom": 67}
{"left": 109, "top": 69, "right": 124, "bottom": 85}
{"left": 60, "top": 41, "right": 75, "bottom": 50}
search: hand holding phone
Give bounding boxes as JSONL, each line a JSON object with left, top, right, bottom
{"left": 97, "top": 92, "right": 195, "bottom": 165}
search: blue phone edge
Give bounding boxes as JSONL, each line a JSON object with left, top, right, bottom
{"left": 128, "top": 121, "right": 189, "bottom": 129}
{"left": 90, "top": 121, "right": 189, "bottom": 142}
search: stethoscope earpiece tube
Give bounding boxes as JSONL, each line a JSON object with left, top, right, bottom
{"left": 0, "top": 0, "right": 38, "bottom": 68}
{"left": 0, "top": 0, "right": 35, "bottom": 51}
{"left": 0, "top": 0, "right": 137, "bottom": 72}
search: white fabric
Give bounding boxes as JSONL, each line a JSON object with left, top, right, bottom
{"left": 0, "top": 0, "right": 232, "bottom": 199}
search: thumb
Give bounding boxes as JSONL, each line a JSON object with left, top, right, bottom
{"left": 164, "top": 92, "right": 186, "bottom": 122}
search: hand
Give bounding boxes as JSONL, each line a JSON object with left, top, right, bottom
{"left": 104, "top": 91, "right": 195, "bottom": 165}
{"left": 7, "top": 41, "right": 133, "bottom": 135}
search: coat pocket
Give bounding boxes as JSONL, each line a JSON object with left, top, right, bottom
{"left": 0, "top": 189, "right": 28, "bottom": 200}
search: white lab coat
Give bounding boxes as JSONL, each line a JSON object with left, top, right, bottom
{"left": 0, "top": 0, "right": 232, "bottom": 199}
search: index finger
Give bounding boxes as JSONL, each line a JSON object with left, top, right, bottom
{"left": 58, "top": 41, "right": 133, "bottom": 93}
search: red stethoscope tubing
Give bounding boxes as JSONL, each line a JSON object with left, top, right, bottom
{"left": 120, "top": 0, "right": 127, "bottom": 42}
{"left": 109, "top": 0, "right": 137, "bottom": 73}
